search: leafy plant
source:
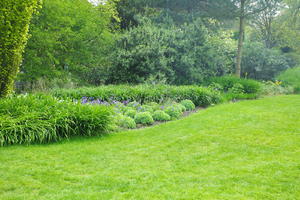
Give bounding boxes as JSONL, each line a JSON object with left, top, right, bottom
{"left": 0, "top": 95, "right": 113, "bottom": 146}
{"left": 52, "top": 85, "right": 222, "bottom": 107}
{"left": 152, "top": 110, "right": 171, "bottom": 121}
{"left": 209, "top": 76, "right": 261, "bottom": 94}
{"left": 134, "top": 112, "right": 154, "bottom": 125}
{"left": 164, "top": 106, "right": 182, "bottom": 120}
{"left": 180, "top": 100, "right": 196, "bottom": 111}
{"left": 117, "top": 115, "right": 137, "bottom": 129}
{"left": 277, "top": 67, "right": 300, "bottom": 93}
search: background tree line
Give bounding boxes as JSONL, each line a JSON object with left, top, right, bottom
{"left": 1, "top": 0, "right": 300, "bottom": 95}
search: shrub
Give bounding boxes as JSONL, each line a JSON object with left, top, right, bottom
{"left": 164, "top": 106, "right": 182, "bottom": 120}
{"left": 124, "top": 108, "right": 137, "bottom": 118}
{"left": 152, "top": 110, "right": 171, "bottom": 121}
{"left": 180, "top": 100, "right": 196, "bottom": 111}
{"left": 228, "top": 83, "right": 244, "bottom": 94}
{"left": 175, "top": 104, "right": 187, "bottom": 112}
{"left": 209, "top": 76, "right": 261, "bottom": 94}
{"left": 51, "top": 85, "right": 222, "bottom": 107}
{"left": 117, "top": 115, "right": 136, "bottom": 129}
{"left": 134, "top": 112, "right": 154, "bottom": 125}
{"left": 260, "top": 81, "right": 294, "bottom": 96}
{"left": 139, "top": 105, "right": 154, "bottom": 113}
{"left": 277, "top": 67, "right": 300, "bottom": 93}
{"left": 146, "top": 102, "right": 160, "bottom": 111}
{"left": 0, "top": 95, "right": 113, "bottom": 146}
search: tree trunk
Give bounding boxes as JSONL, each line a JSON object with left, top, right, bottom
{"left": 235, "top": 0, "right": 245, "bottom": 78}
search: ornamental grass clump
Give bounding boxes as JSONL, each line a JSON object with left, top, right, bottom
{"left": 0, "top": 95, "right": 113, "bottom": 146}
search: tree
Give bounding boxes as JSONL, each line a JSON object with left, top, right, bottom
{"left": 0, "top": 0, "right": 41, "bottom": 97}
{"left": 18, "top": 0, "right": 118, "bottom": 90}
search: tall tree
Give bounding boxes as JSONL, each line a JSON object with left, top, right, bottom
{"left": 0, "top": 0, "right": 41, "bottom": 97}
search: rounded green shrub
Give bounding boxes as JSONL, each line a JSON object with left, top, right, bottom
{"left": 152, "top": 110, "right": 171, "bottom": 121}
{"left": 134, "top": 112, "right": 154, "bottom": 125}
{"left": 127, "top": 101, "right": 140, "bottom": 108}
{"left": 124, "top": 108, "right": 137, "bottom": 118}
{"left": 164, "top": 106, "right": 182, "bottom": 119}
{"left": 146, "top": 102, "right": 160, "bottom": 111}
{"left": 180, "top": 100, "right": 195, "bottom": 111}
{"left": 118, "top": 115, "right": 136, "bottom": 129}
{"left": 229, "top": 83, "right": 245, "bottom": 94}
{"left": 139, "top": 105, "right": 154, "bottom": 113}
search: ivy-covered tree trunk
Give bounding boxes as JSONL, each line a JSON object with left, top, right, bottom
{"left": 0, "top": 0, "right": 40, "bottom": 98}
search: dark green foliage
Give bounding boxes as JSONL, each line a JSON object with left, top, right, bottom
{"left": 277, "top": 67, "right": 300, "bottom": 93}
{"left": 180, "top": 100, "right": 196, "bottom": 111}
{"left": 241, "top": 42, "right": 292, "bottom": 80}
{"left": 0, "top": 95, "right": 113, "bottom": 146}
{"left": 134, "top": 112, "right": 154, "bottom": 125}
{"left": 152, "top": 110, "right": 171, "bottom": 121}
{"left": 209, "top": 76, "right": 262, "bottom": 94}
{"left": 0, "top": 0, "right": 41, "bottom": 97}
{"left": 52, "top": 85, "right": 222, "bottom": 107}
{"left": 109, "top": 18, "right": 235, "bottom": 85}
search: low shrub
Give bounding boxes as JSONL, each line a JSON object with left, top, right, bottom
{"left": 260, "top": 81, "right": 294, "bottom": 96}
{"left": 208, "top": 76, "right": 261, "bottom": 94}
{"left": 0, "top": 95, "right": 113, "bottom": 146}
{"left": 228, "top": 83, "right": 244, "bottom": 94}
{"left": 124, "top": 108, "right": 137, "bottom": 118}
{"left": 139, "top": 105, "right": 154, "bottom": 113}
{"left": 51, "top": 85, "right": 222, "bottom": 107}
{"left": 134, "top": 112, "right": 154, "bottom": 125}
{"left": 117, "top": 115, "right": 136, "bottom": 129}
{"left": 180, "top": 100, "right": 196, "bottom": 111}
{"left": 277, "top": 67, "right": 300, "bottom": 93}
{"left": 152, "top": 110, "right": 171, "bottom": 121}
{"left": 164, "top": 105, "right": 182, "bottom": 120}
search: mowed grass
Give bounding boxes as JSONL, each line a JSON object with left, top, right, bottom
{"left": 0, "top": 95, "right": 300, "bottom": 200}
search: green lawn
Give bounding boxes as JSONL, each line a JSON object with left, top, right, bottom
{"left": 0, "top": 95, "right": 300, "bottom": 200}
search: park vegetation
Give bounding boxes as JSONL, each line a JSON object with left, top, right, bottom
{"left": 0, "top": 0, "right": 300, "bottom": 145}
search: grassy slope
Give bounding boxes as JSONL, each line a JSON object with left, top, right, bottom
{"left": 0, "top": 95, "right": 299, "bottom": 200}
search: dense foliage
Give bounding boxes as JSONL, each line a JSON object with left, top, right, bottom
{"left": 52, "top": 85, "right": 222, "bottom": 107}
{"left": 0, "top": 0, "right": 40, "bottom": 97}
{"left": 17, "top": 0, "right": 118, "bottom": 91}
{"left": 0, "top": 95, "right": 113, "bottom": 146}
{"left": 277, "top": 66, "right": 300, "bottom": 93}
{"left": 208, "top": 76, "right": 262, "bottom": 94}
{"left": 109, "top": 18, "right": 235, "bottom": 85}
{"left": 241, "top": 42, "right": 292, "bottom": 80}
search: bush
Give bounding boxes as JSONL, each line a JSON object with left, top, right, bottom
{"left": 228, "top": 83, "right": 244, "bottom": 94}
{"left": 0, "top": 95, "right": 113, "bottom": 146}
{"left": 164, "top": 105, "right": 182, "bottom": 120}
{"left": 124, "top": 108, "right": 137, "bottom": 118}
{"left": 209, "top": 76, "right": 262, "bottom": 94}
{"left": 261, "top": 81, "right": 294, "bottom": 96}
{"left": 180, "top": 100, "right": 196, "bottom": 111}
{"left": 152, "top": 110, "right": 171, "bottom": 121}
{"left": 277, "top": 67, "right": 300, "bottom": 93}
{"left": 117, "top": 115, "right": 136, "bottom": 129}
{"left": 134, "top": 112, "right": 154, "bottom": 125}
{"left": 51, "top": 85, "right": 222, "bottom": 107}
{"left": 139, "top": 105, "right": 154, "bottom": 113}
